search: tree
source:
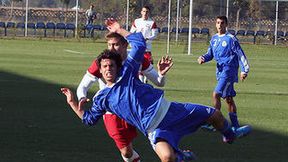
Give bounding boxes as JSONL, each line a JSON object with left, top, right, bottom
{"left": 232, "top": 0, "right": 249, "bottom": 30}
{"left": 60, "top": 0, "right": 71, "bottom": 22}
{"left": 9, "top": 0, "right": 23, "bottom": 21}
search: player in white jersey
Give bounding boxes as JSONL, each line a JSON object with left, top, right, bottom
{"left": 130, "top": 6, "right": 158, "bottom": 83}
{"left": 198, "top": 16, "right": 250, "bottom": 131}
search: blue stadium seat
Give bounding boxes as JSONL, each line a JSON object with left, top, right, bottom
{"left": 5, "top": 22, "right": 15, "bottom": 36}
{"left": 245, "top": 30, "right": 255, "bottom": 36}
{"left": 16, "top": 22, "right": 25, "bottom": 29}
{"left": 56, "top": 22, "right": 66, "bottom": 30}
{"left": 46, "top": 22, "right": 55, "bottom": 29}
{"left": 66, "top": 23, "right": 75, "bottom": 30}
{"left": 93, "top": 24, "right": 102, "bottom": 30}
{"left": 45, "top": 22, "right": 56, "bottom": 37}
{"left": 6, "top": 22, "right": 15, "bottom": 28}
{"left": 27, "top": 22, "right": 35, "bottom": 29}
{"left": 0, "top": 22, "right": 6, "bottom": 36}
{"left": 0, "top": 22, "right": 5, "bottom": 28}
{"left": 55, "top": 22, "right": 66, "bottom": 37}
{"left": 200, "top": 28, "right": 209, "bottom": 35}
{"left": 228, "top": 29, "right": 236, "bottom": 35}
{"left": 171, "top": 27, "right": 180, "bottom": 33}
{"left": 156, "top": 27, "right": 161, "bottom": 33}
{"left": 180, "top": 27, "right": 189, "bottom": 34}
{"left": 161, "top": 27, "right": 168, "bottom": 33}
{"left": 285, "top": 32, "right": 288, "bottom": 37}
{"left": 192, "top": 27, "right": 200, "bottom": 34}
{"left": 36, "top": 22, "right": 46, "bottom": 37}
{"left": 255, "top": 30, "right": 266, "bottom": 37}
{"left": 276, "top": 31, "right": 285, "bottom": 40}
{"left": 277, "top": 31, "right": 284, "bottom": 37}
{"left": 65, "top": 23, "right": 75, "bottom": 37}
{"left": 27, "top": 22, "right": 36, "bottom": 36}
{"left": 16, "top": 22, "right": 25, "bottom": 36}
{"left": 236, "top": 30, "right": 245, "bottom": 36}
{"left": 36, "top": 22, "right": 45, "bottom": 29}
{"left": 180, "top": 27, "right": 200, "bottom": 34}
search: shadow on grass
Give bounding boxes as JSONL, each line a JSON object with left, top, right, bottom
{"left": 0, "top": 71, "right": 287, "bottom": 162}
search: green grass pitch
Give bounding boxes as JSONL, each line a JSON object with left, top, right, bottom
{"left": 0, "top": 37, "right": 287, "bottom": 162}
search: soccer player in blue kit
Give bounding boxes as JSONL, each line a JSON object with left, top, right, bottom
{"left": 198, "top": 16, "right": 250, "bottom": 132}
{"left": 61, "top": 18, "right": 250, "bottom": 162}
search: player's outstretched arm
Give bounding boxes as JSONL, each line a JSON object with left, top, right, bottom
{"left": 105, "top": 18, "right": 130, "bottom": 38}
{"left": 157, "top": 55, "right": 174, "bottom": 76}
{"left": 61, "top": 88, "right": 84, "bottom": 119}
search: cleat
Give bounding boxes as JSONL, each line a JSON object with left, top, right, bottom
{"left": 201, "top": 124, "right": 216, "bottom": 132}
{"left": 178, "top": 150, "right": 197, "bottom": 161}
{"left": 222, "top": 135, "right": 235, "bottom": 144}
{"left": 235, "top": 125, "right": 252, "bottom": 138}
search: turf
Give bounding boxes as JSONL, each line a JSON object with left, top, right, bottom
{"left": 0, "top": 37, "right": 288, "bottom": 162}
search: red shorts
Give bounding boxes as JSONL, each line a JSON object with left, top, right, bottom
{"left": 103, "top": 113, "right": 137, "bottom": 149}
{"left": 144, "top": 52, "right": 153, "bottom": 64}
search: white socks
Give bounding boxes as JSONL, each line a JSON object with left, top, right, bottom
{"left": 122, "top": 150, "right": 140, "bottom": 162}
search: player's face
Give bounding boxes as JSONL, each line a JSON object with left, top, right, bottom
{"left": 141, "top": 8, "right": 149, "bottom": 20}
{"left": 216, "top": 18, "right": 227, "bottom": 34}
{"left": 107, "top": 38, "right": 127, "bottom": 60}
{"left": 100, "top": 59, "right": 117, "bottom": 85}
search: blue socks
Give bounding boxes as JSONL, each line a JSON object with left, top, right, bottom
{"left": 229, "top": 112, "right": 240, "bottom": 128}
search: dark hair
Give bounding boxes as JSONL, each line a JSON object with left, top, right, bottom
{"left": 216, "top": 15, "right": 228, "bottom": 24}
{"left": 105, "top": 32, "right": 128, "bottom": 46}
{"left": 96, "top": 49, "right": 122, "bottom": 70}
{"left": 142, "top": 6, "right": 150, "bottom": 11}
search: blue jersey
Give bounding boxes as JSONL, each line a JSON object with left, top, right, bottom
{"left": 202, "top": 32, "right": 249, "bottom": 82}
{"left": 82, "top": 33, "right": 164, "bottom": 135}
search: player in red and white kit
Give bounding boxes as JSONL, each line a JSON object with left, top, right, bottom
{"left": 76, "top": 31, "right": 173, "bottom": 162}
{"left": 130, "top": 6, "right": 158, "bottom": 83}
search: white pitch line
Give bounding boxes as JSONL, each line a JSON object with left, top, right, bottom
{"left": 64, "top": 49, "right": 84, "bottom": 54}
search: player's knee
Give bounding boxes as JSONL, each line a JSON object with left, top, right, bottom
{"left": 225, "top": 97, "right": 234, "bottom": 104}
{"left": 212, "top": 92, "right": 220, "bottom": 99}
{"left": 159, "top": 154, "right": 176, "bottom": 162}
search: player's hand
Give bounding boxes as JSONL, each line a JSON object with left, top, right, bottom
{"left": 157, "top": 55, "right": 174, "bottom": 76}
{"left": 197, "top": 56, "right": 205, "bottom": 64}
{"left": 240, "top": 72, "right": 248, "bottom": 81}
{"left": 105, "top": 18, "right": 120, "bottom": 33}
{"left": 78, "top": 97, "right": 90, "bottom": 111}
{"left": 61, "top": 88, "right": 75, "bottom": 104}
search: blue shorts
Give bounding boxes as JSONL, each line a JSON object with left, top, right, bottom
{"left": 148, "top": 102, "right": 215, "bottom": 152}
{"left": 214, "top": 78, "right": 236, "bottom": 98}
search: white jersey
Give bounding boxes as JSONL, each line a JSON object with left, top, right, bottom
{"left": 130, "top": 17, "right": 158, "bottom": 52}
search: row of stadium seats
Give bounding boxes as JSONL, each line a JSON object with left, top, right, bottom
{"left": 227, "top": 29, "right": 287, "bottom": 38}
{"left": 157, "top": 27, "right": 210, "bottom": 35}
{"left": 0, "top": 21, "right": 77, "bottom": 37}
{"left": 0, "top": 22, "right": 108, "bottom": 37}
{"left": 227, "top": 29, "right": 288, "bottom": 44}
{"left": 0, "top": 22, "right": 287, "bottom": 42}
{"left": 158, "top": 27, "right": 287, "bottom": 39}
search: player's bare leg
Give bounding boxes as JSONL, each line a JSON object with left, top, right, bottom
{"left": 212, "top": 91, "right": 221, "bottom": 110}
{"left": 155, "top": 140, "right": 176, "bottom": 162}
{"left": 201, "top": 91, "right": 221, "bottom": 131}
{"left": 120, "top": 143, "right": 140, "bottom": 162}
